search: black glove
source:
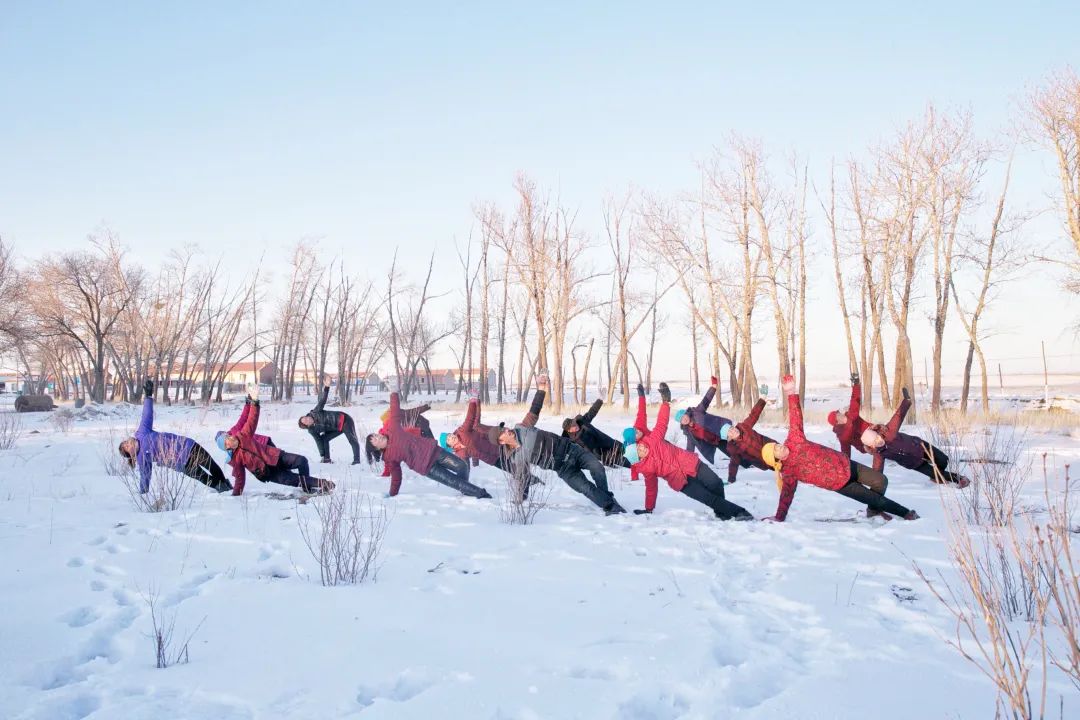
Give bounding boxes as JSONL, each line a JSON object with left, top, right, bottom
{"left": 636, "top": 383, "right": 645, "bottom": 398}
{"left": 902, "top": 387, "right": 910, "bottom": 401}
{"left": 143, "top": 379, "right": 154, "bottom": 396}
{"left": 633, "top": 509, "right": 652, "bottom": 515}
{"left": 850, "top": 372, "right": 859, "bottom": 385}
{"left": 658, "top": 382, "right": 671, "bottom": 403}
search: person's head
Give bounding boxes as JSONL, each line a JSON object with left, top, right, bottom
{"left": 118, "top": 438, "right": 138, "bottom": 467}
{"left": 298, "top": 414, "right": 315, "bottom": 429}
{"left": 496, "top": 426, "right": 519, "bottom": 448}
{"left": 676, "top": 409, "right": 690, "bottom": 427}
{"left": 216, "top": 431, "right": 239, "bottom": 452}
{"left": 624, "top": 443, "right": 639, "bottom": 464}
{"left": 719, "top": 423, "right": 732, "bottom": 441}
{"left": 761, "top": 442, "right": 789, "bottom": 468}
{"left": 562, "top": 418, "right": 580, "bottom": 436}
{"left": 860, "top": 428, "right": 884, "bottom": 449}
{"left": 365, "top": 433, "right": 386, "bottom": 464}
{"left": 828, "top": 410, "right": 847, "bottom": 427}
{"left": 622, "top": 428, "right": 638, "bottom": 448}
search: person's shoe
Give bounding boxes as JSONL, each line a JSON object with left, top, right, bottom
{"left": 320, "top": 457, "right": 333, "bottom": 464}
{"left": 866, "top": 508, "right": 883, "bottom": 518}
{"left": 477, "top": 489, "right": 493, "bottom": 499}
{"left": 954, "top": 477, "right": 971, "bottom": 489}
{"left": 904, "top": 510, "right": 920, "bottom": 521}
{"left": 351, "top": 459, "right": 362, "bottom": 465}
{"left": 731, "top": 511, "right": 754, "bottom": 521}
{"left": 604, "top": 501, "right": 627, "bottom": 515}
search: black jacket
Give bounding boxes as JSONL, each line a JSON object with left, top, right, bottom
{"left": 302, "top": 386, "right": 347, "bottom": 434}
{"left": 563, "top": 400, "right": 626, "bottom": 466}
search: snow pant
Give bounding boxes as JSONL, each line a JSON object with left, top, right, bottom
{"left": 183, "top": 444, "right": 232, "bottom": 492}
{"left": 835, "top": 461, "right": 911, "bottom": 517}
{"left": 682, "top": 474, "right": 751, "bottom": 520}
{"left": 427, "top": 449, "right": 490, "bottom": 498}
{"left": 313, "top": 416, "right": 361, "bottom": 463}
{"left": 913, "top": 443, "right": 965, "bottom": 484}
{"left": 255, "top": 451, "right": 321, "bottom": 492}
{"left": 553, "top": 444, "right": 621, "bottom": 511}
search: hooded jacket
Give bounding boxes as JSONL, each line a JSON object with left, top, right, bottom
{"left": 562, "top": 399, "right": 628, "bottom": 467}
{"left": 631, "top": 402, "right": 703, "bottom": 511}
{"left": 133, "top": 395, "right": 196, "bottom": 493}
{"left": 866, "top": 398, "right": 925, "bottom": 470}
{"left": 383, "top": 392, "right": 442, "bottom": 495}
{"left": 302, "top": 386, "right": 348, "bottom": 434}
{"left": 726, "top": 398, "right": 776, "bottom": 482}
{"left": 774, "top": 393, "right": 851, "bottom": 520}
{"left": 686, "top": 386, "right": 733, "bottom": 440}
{"left": 456, "top": 391, "right": 545, "bottom": 467}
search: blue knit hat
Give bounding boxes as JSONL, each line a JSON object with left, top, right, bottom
{"left": 719, "top": 423, "right": 732, "bottom": 440}
{"left": 439, "top": 432, "right": 450, "bottom": 450}
{"left": 215, "top": 431, "right": 227, "bottom": 451}
{"left": 622, "top": 427, "right": 637, "bottom": 446}
{"left": 674, "top": 409, "right": 687, "bottom": 423}
{"left": 624, "top": 443, "right": 640, "bottom": 464}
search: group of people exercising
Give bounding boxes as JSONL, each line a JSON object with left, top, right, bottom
{"left": 117, "top": 370, "right": 968, "bottom": 522}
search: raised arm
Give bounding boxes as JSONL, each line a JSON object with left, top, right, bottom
{"left": 313, "top": 385, "right": 330, "bottom": 412}
{"left": 744, "top": 398, "right": 766, "bottom": 429}
{"left": 783, "top": 376, "right": 804, "bottom": 442}
{"left": 698, "top": 384, "right": 716, "bottom": 413}
{"left": 653, "top": 401, "right": 671, "bottom": 438}
{"left": 883, "top": 397, "right": 913, "bottom": 441}
{"left": 521, "top": 389, "right": 546, "bottom": 428}
{"left": 138, "top": 396, "right": 154, "bottom": 434}
{"left": 581, "top": 399, "right": 603, "bottom": 425}
{"left": 229, "top": 399, "right": 252, "bottom": 436}
{"left": 464, "top": 399, "right": 479, "bottom": 430}
{"left": 239, "top": 399, "right": 261, "bottom": 437}
{"left": 634, "top": 384, "right": 649, "bottom": 434}
{"left": 388, "top": 392, "right": 402, "bottom": 428}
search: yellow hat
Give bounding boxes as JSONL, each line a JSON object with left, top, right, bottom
{"left": 761, "top": 442, "right": 784, "bottom": 492}
{"left": 380, "top": 408, "right": 390, "bottom": 424}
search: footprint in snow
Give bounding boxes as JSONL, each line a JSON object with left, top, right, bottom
{"left": 61, "top": 606, "right": 101, "bottom": 628}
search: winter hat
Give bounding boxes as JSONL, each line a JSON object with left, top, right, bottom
{"left": 827, "top": 410, "right": 839, "bottom": 427}
{"left": 486, "top": 422, "right": 507, "bottom": 446}
{"left": 719, "top": 423, "right": 732, "bottom": 441}
{"left": 562, "top": 418, "right": 575, "bottom": 433}
{"left": 674, "top": 409, "right": 687, "bottom": 423}
{"left": 860, "top": 428, "right": 882, "bottom": 449}
{"left": 215, "top": 431, "right": 227, "bottom": 451}
{"left": 379, "top": 408, "right": 390, "bottom": 424}
{"left": 761, "top": 443, "right": 783, "bottom": 492}
{"left": 622, "top": 427, "right": 637, "bottom": 446}
{"left": 439, "top": 432, "right": 451, "bottom": 450}
{"left": 624, "top": 443, "right": 640, "bottom": 465}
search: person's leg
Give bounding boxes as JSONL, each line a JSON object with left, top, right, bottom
{"left": 681, "top": 476, "right": 753, "bottom": 520}
{"left": 342, "top": 416, "right": 362, "bottom": 463}
{"left": 851, "top": 461, "right": 887, "bottom": 493}
{"left": 834, "top": 481, "right": 912, "bottom": 517}
{"left": 556, "top": 465, "right": 612, "bottom": 509}
{"left": 921, "top": 443, "right": 965, "bottom": 484}
{"left": 262, "top": 451, "right": 315, "bottom": 490}
{"left": 693, "top": 462, "right": 728, "bottom": 495}
{"left": 572, "top": 445, "right": 610, "bottom": 495}
{"left": 426, "top": 450, "right": 490, "bottom": 498}
{"left": 183, "top": 444, "right": 232, "bottom": 492}
{"left": 319, "top": 430, "right": 342, "bottom": 462}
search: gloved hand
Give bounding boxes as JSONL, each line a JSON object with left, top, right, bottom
{"left": 902, "top": 387, "right": 910, "bottom": 401}
{"left": 761, "top": 515, "right": 782, "bottom": 523}
{"left": 850, "top": 372, "right": 860, "bottom": 385}
{"left": 248, "top": 382, "right": 260, "bottom": 401}
{"left": 636, "top": 383, "right": 645, "bottom": 398}
{"left": 781, "top": 375, "right": 796, "bottom": 395}
{"left": 710, "top": 375, "right": 719, "bottom": 387}
{"left": 658, "top": 382, "right": 671, "bottom": 403}
{"left": 143, "top": 379, "right": 154, "bottom": 397}
{"left": 633, "top": 509, "right": 652, "bottom": 515}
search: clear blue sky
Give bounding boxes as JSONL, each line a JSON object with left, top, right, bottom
{"left": 2, "top": 1, "right": 1078, "bottom": 384}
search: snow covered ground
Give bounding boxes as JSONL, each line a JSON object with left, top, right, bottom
{"left": 1, "top": 392, "right": 1078, "bottom": 719}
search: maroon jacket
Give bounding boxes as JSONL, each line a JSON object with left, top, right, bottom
{"left": 774, "top": 393, "right": 851, "bottom": 521}
{"left": 383, "top": 393, "right": 441, "bottom": 495}
{"left": 726, "top": 399, "right": 776, "bottom": 482}
{"left": 867, "top": 399, "right": 925, "bottom": 471}
{"left": 453, "top": 392, "right": 545, "bottom": 467}
{"left": 831, "top": 383, "right": 871, "bottom": 457}
{"left": 227, "top": 400, "right": 280, "bottom": 496}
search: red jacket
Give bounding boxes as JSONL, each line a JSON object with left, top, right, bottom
{"left": 383, "top": 393, "right": 441, "bottom": 496}
{"left": 632, "top": 402, "right": 702, "bottom": 511}
{"left": 227, "top": 400, "right": 280, "bottom": 496}
{"left": 452, "top": 392, "right": 545, "bottom": 467}
{"left": 774, "top": 393, "right": 851, "bottom": 520}
{"left": 831, "top": 383, "right": 870, "bottom": 457}
{"left": 726, "top": 399, "right": 776, "bottom": 482}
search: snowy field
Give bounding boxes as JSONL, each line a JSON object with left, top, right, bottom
{"left": 1, "top": 391, "right": 1078, "bottom": 719}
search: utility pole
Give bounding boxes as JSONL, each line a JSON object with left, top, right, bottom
{"left": 1041, "top": 340, "right": 1050, "bottom": 407}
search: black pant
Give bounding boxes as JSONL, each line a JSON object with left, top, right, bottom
{"left": 257, "top": 451, "right": 318, "bottom": 492}
{"left": 494, "top": 454, "right": 542, "bottom": 489}
{"left": 314, "top": 416, "right": 361, "bottom": 463}
{"left": 554, "top": 444, "right": 617, "bottom": 510}
{"left": 183, "top": 444, "right": 232, "bottom": 492}
{"left": 836, "top": 461, "right": 911, "bottom": 516}
{"left": 913, "top": 443, "right": 964, "bottom": 484}
{"left": 427, "top": 449, "right": 490, "bottom": 498}
{"left": 681, "top": 469, "right": 752, "bottom": 520}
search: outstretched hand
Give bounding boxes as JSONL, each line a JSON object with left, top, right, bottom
{"left": 710, "top": 375, "right": 719, "bottom": 388}
{"left": 143, "top": 379, "right": 154, "bottom": 397}
{"left": 850, "top": 372, "right": 860, "bottom": 385}
{"left": 902, "top": 387, "right": 910, "bottom": 401}
{"left": 636, "top": 383, "right": 645, "bottom": 398}
{"left": 248, "top": 383, "right": 260, "bottom": 401}
{"left": 658, "top": 382, "right": 671, "bottom": 403}
{"left": 761, "top": 515, "right": 781, "bottom": 523}
{"left": 536, "top": 373, "right": 549, "bottom": 391}
{"left": 781, "top": 375, "right": 796, "bottom": 395}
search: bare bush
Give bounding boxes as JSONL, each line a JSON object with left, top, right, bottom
{"left": 49, "top": 408, "right": 75, "bottom": 433}
{"left": 499, "top": 454, "right": 552, "bottom": 526}
{"left": 141, "top": 586, "right": 204, "bottom": 669}
{"left": 0, "top": 412, "right": 21, "bottom": 450}
{"left": 928, "top": 414, "right": 1030, "bottom": 525}
{"left": 1036, "top": 458, "right": 1080, "bottom": 693}
{"left": 297, "top": 489, "right": 390, "bottom": 586}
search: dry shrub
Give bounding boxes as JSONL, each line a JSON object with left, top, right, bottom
{"left": 297, "top": 489, "right": 390, "bottom": 586}
{"left": 50, "top": 408, "right": 75, "bottom": 433}
{"left": 0, "top": 412, "right": 21, "bottom": 450}
{"left": 928, "top": 415, "right": 1029, "bottom": 526}
{"left": 499, "top": 449, "right": 552, "bottom": 526}
{"left": 119, "top": 442, "right": 199, "bottom": 513}
{"left": 141, "top": 586, "right": 204, "bottom": 669}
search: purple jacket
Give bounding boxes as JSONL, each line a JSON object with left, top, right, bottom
{"left": 869, "top": 399, "right": 926, "bottom": 470}
{"left": 134, "top": 397, "right": 196, "bottom": 493}
{"left": 687, "top": 386, "right": 732, "bottom": 438}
